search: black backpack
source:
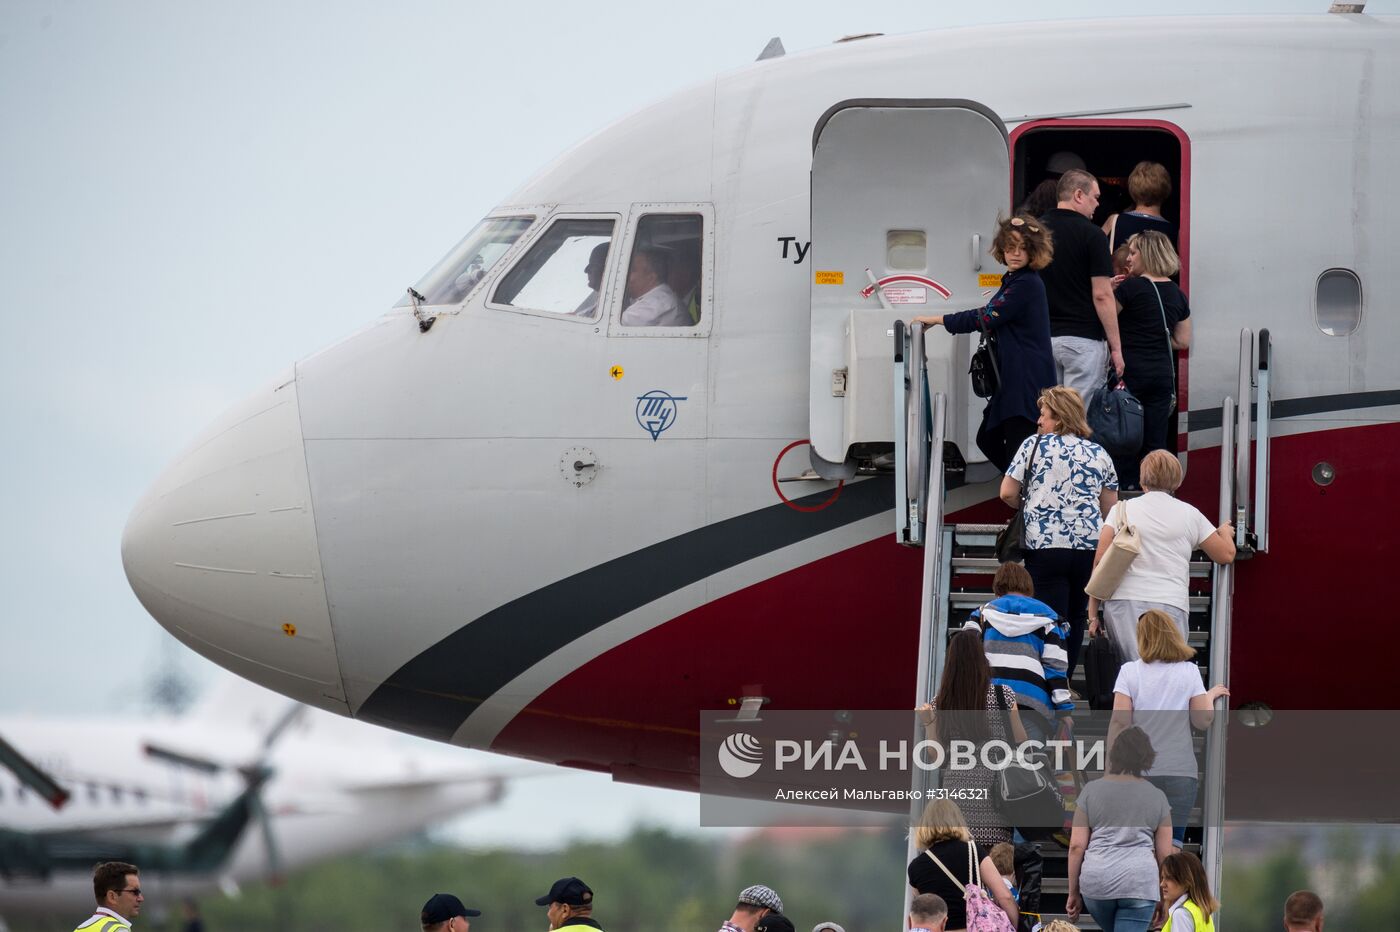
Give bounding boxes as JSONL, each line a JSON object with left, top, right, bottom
{"left": 1083, "top": 634, "right": 1122, "bottom": 711}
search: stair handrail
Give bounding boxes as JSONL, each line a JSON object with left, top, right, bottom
{"left": 903, "top": 389, "right": 948, "bottom": 926}
{"left": 894, "top": 322, "right": 912, "bottom": 543}
{"left": 1202, "top": 396, "right": 1236, "bottom": 904}
{"left": 913, "top": 390, "right": 949, "bottom": 714}
{"left": 1234, "top": 330, "right": 1254, "bottom": 550}
{"left": 1253, "top": 329, "right": 1272, "bottom": 552}
{"left": 912, "top": 324, "right": 932, "bottom": 544}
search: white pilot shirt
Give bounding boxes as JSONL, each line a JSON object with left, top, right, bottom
{"left": 620, "top": 283, "right": 688, "bottom": 327}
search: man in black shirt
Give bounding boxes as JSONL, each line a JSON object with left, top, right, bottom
{"left": 1038, "top": 169, "right": 1123, "bottom": 397}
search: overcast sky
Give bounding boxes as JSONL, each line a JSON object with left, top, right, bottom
{"left": 1, "top": 0, "right": 1387, "bottom": 848}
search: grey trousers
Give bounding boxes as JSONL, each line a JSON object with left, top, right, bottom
{"left": 1104, "top": 598, "right": 1190, "bottom": 663}
{"left": 1052, "top": 335, "right": 1109, "bottom": 399}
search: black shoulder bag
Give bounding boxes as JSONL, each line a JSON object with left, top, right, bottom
{"left": 990, "top": 687, "right": 1064, "bottom": 836}
{"left": 969, "top": 312, "right": 1000, "bottom": 399}
{"left": 1148, "top": 280, "right": 1178, "bottom": 415}
{"left": 995, "top": 436, "right": 1039, "bottom": 563}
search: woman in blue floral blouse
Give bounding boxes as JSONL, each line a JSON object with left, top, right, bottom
{"left": 913, "top": 215, "right": 1057, "bottom": 472}
{"left": 1000, "top": 387, "right": 1119, "bottom": 681}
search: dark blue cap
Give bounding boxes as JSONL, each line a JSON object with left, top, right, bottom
{"left": 534, "top": 876, "right": 593, "bottom": 906}
{"left": 421, "top": 893, "right": 481, "bottom": 923}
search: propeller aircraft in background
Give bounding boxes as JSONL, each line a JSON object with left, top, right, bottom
{"left": 0, "top": 678, "right": 508, "bottom": 919}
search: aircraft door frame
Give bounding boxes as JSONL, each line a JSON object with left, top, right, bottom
{"left": 809, "top": 99, "right": 1009, "bottom": 478}
{"left": 1010, "top": 118, "right": 1192, "bottom": 450}
{"left": 606, "top": 202, "right": 715, "bottom": 338}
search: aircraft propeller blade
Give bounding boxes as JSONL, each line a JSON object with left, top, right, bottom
{"left": 0, "top": 734, "right": 70, "bottom": 810}
{"left": 143, "top": 741, "right": 226, "bottom": 775}
{"left": 260, "top": 702, "right": 306, "bottom": 753}
{"left": 249, "top": 790, "right": 284, "bottom": 885}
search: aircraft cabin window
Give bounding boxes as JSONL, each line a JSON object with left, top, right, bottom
{"left": 1315, "top": 268, "right": 1362, "bottom": 336}
{"left": 621, "top": 214, "right": 703, "bottom": 327}
{"left": 397, "top": 215, "right": 535, "bottom": 307}
{"left": 887, "top": 230, "right": 927, "bottom": 271}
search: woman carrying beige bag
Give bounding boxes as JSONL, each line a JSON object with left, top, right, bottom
{"left": 1087, "top": 451, "right": 1235, "bottom": 661}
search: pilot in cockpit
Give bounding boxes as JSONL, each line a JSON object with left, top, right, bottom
{"left": 620, "top": 246, "right": 688, "bottom": 327}
{"left": 668, "top": 241, "right": 702, "bottom": 324}
{"left": 572, "top": 242, "right": 611, "bottom": 317}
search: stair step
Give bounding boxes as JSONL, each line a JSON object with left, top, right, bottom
{"left": 958, "top": 624, "right": 1209, "bottom": 648}
{"left": 950, "top": 556, "right": 1213, "bottom": 578}
{"left": 948, "top": 592, "right": 1212, "bottom": 611}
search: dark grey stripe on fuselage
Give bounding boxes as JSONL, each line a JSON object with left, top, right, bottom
{"left": 357, "top": 476, "right": 894, "bottom": 739}
{"left": 359, "top": 388, "right": 1400, "bottom": 740}
{"left": 1186, "top": 388, "right": 1400, "bottom": 432}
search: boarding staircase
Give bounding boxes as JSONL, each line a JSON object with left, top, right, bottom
{"left": 894, "top": 323, "right": 1272, "bottom": 930}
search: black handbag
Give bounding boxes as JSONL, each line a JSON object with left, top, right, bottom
{"left": 995, "top": 436, "right": 1040, "bottom": 563}
{"left": 969, "top": 322, "right": 1000, "bottom": 399}
{"left": 1086, "top": 366, "right": 1144, "bottom": 459}
{"left": 1083, "top": 633, "right": 1123, "bottom": 711}
{"left": 990, "top": 688, "right": 1064, "bottom": 831}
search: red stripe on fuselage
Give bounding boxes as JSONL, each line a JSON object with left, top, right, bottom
{"left": 493, "top": 422, "right": 1399, "bottom": 780}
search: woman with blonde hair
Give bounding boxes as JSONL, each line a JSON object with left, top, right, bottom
{"left": 1090, "top": 449, "right": 1235, "bottom": 658}
{"left": 1001, "top": 386, "right": 1118, "bottom": 681}
{"left": 1107, "top": 611, "right": 1230, "bottom": 848}
{"left": 1111, "top": 230, "right": 1191, "bottom": 489}
{"left": 907, "top": 798, "right": 1019, "bottom": 931}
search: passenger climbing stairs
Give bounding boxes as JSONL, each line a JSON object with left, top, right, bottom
{"left": 892, "top": 323, "right": 1273, "bottom": 930}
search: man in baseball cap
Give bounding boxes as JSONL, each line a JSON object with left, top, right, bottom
{"left": 420, "top": 893, "right": 481, "bottom": 931}
{"left": 535, "top": 876, "right": 602, "bottom": 930}
{"left": 718, "top": 884, "right": 785, "bottom": 932}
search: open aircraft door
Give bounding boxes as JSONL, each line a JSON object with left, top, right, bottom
{"left": 809, "top": 100, "right": 1008, "bottom": 478}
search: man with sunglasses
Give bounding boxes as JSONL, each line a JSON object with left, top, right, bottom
{"left": 73, "top": 861, "right": 142, "bottom": 931}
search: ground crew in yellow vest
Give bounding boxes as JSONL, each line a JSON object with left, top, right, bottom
{"left": 535, "top": 875, "right": 604, "bottom": 931}
{"left": 73, "top": 861, "right": 143, "bottom": 932}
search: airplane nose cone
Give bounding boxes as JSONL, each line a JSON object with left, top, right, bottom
{"left": 123, "top": 369, "right": 348, "bottom": 713}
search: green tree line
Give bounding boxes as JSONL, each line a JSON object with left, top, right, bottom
{"left": 11, "top": 826, "right": 1398, "bottom": 931}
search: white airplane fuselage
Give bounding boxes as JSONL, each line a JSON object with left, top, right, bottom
{"left": 122, "top": 15, "right": 1398, "bottom": 791}
{"left": 0, "top": 705, "right": 503, "bottom": 915}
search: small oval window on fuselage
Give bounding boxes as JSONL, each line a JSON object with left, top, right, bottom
{"left": 1314, "top": 268, "right": 1362, "bottom": 337}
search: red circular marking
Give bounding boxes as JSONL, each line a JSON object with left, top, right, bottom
{"left": 772, "top": 439, "right": 844, "bottom": 513}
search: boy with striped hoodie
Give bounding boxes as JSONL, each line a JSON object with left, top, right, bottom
{"left": 974, "top": 562, "right": 1074, "bottom": 742}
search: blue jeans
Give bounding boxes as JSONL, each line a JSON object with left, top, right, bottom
{"left": 1084, "top": 896, "right": 1157, "bottom": 932}
{"left": 1149, "top": 775, "right": 1199, "bottom": 847}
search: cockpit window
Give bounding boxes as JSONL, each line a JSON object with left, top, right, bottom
{"left": 492, "top": 218, "right": 615, "bottom": 317}
{"left": 621, "top": 214, "right": 703, "bottom": 327}
{"left": 398, "top": 216, "right": 535, "bottom": 307}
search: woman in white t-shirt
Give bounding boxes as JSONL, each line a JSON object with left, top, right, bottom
{"left": 1108, "top": 611, "right": 1229, "bottom": 848}
{"left": 1088, "top": 450, "right": 1234, "bottom": 659}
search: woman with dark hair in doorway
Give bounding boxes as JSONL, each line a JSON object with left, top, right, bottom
{"left": 913, "top": 215, "right": 1057, "bottom": 472}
